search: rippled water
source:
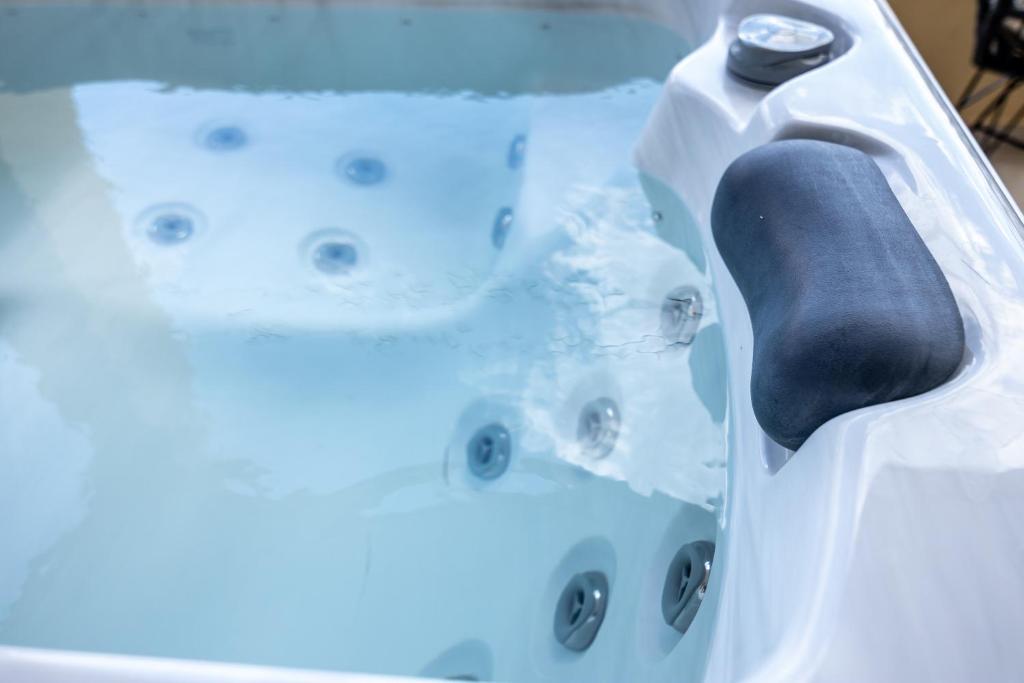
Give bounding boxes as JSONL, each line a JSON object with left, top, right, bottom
{"left": 0, "top": 5, "right": 726, "bottom": 681}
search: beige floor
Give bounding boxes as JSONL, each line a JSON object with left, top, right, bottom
{"left": 890, "top": 0, "right": 1024, "bottom": 208}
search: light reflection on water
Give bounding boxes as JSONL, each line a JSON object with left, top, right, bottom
{"left": 0, "top": 5, "right": 725, "bottom": 680}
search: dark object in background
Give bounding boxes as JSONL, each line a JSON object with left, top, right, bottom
{"left": 711, "top": 140, "right": 965, "bottom": 450}
{"left": 958, "top": 0, "right": 1024, "bottom": 152}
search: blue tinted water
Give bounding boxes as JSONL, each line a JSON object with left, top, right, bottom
{"left": 0, "top": 5, "right": 726, "bottom": 681}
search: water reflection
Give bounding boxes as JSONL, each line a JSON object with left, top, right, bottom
{"left": 0, "top": 343, "right": 92, "bottom": 619}
{"left": 0, "top": 4, "right": 726, "bottom": 679}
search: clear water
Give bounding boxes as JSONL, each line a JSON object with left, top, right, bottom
{"left": 0, "top": 5, "right": 727, "bottom": 682}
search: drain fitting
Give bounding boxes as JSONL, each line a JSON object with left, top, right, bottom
{"left": 661, "top": 540, "right": 714, "bottom": 634}
{"left": 312, "top": 241, "right": 359, "bottom": 275}
{"left": 507, "top": 134, "right": 527, "bottom": 169}
{"left": 466, "top": 423, "right": 511, "bottom": 480}
{"left": 661, "top": 286, "right": 702, "bottom": 345}
{"left": 136, "top": 203, "right": 204, "bottom": 246}
{"left": 202, "top": 125, "right": 247, "bottom": 151}
{"left": 576, "top": 398, "right": 620, "bottom": 459}
{"left": 554, "top": 571, "right": 609, "bottom": 651}
{"left": 336, "top": 153, "right": 388, "bottom": 185}
{"left": 147, "top": 213, "right": 194, "bottom": 245}
{"left": 492, "top": 207, "right": 514, "bottom": 249}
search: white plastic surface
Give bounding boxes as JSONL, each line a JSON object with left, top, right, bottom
{"left": 0, "top": 646, "right": 411, "bottom": 683}
{"left": 634, "top": 1, "right": 1024, "bottom": 681}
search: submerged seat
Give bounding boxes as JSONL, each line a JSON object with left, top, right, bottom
{"left": 711, "top": 140, "right": 965, "bottom": 450}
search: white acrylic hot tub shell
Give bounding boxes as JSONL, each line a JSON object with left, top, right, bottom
{"left": 636, "top": 2, "right": 1024, "bottom": 681}
{"left": 3, "top": 0, "right": 1024, "bottom": 681}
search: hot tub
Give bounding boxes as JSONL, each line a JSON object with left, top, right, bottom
{"left": 1, "top": 1, "right": 1023, "bottom": 682}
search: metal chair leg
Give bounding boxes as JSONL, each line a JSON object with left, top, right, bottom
{"left": 958, "top": 69, "right": 984, "bottom": 108}
{"left": 972, "top": 78, "right": 1021, "bottom": 150}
